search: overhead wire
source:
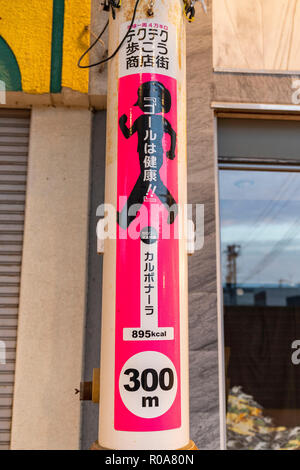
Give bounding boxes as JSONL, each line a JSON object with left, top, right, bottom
{"left": 78, "top": 0, "right": 141, "bottom": 69}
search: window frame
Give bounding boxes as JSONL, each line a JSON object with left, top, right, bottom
{"left": 214, "top": 110, "right": 300, "bottom": 450}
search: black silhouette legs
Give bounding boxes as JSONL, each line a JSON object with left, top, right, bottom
{"left": 117, "top": 175, "right": 177, "bottom": 229}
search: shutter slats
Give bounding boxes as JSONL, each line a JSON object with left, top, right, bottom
{"left": 0, "top": 148, "right": 28, "bottom": 155}
{"left": 0, "top": 317, "right": 18, "bottom": 326}
{"left": 0, "top": 109, "right": 29, "bottom": 450}
{"left": 0, "top": 166, "right": 27, "bottom": 174}
{"left": 0, "top": 266, "right": 21, "bottom": 274}
{"left": 0, "top": 136, "right": 29, "bottom": 146}
{"left": 0, "top": 196, "right": 26, "bottom": 204}
{"left": 0, "top": 276, "right": 20, "bottom": 284}
{"left": 0, "top": 418, "right": 12, "bottom": 432}
{"left": 0, "top": 240, "right": 23, "bottom": 248}
{"left": 0, "top": 224, "right": 24, "bottom": 231}
{"left": 0, "top": 233, "right": 23, "bottom": 241}
{"left": 0, "top": 308, "right": 18, "bottom": 317}
{"left": 0, "top": 339, "right": 16, "bottom": 352}
{"left": 0, "top": 402, "right": 13, "bottom": 414}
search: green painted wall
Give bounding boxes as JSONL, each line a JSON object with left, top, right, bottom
{"left": 0, "top": 36, "right": 22, "bottom": 91}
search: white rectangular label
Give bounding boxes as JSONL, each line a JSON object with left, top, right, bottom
{"left": 119, "top": 20, "right": 177, "bottom": 79}
{"left": 123, "top": 233, "right": 174, "bottom": 341}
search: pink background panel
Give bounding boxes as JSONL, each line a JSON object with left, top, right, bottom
{"left": 115, "top": 73, "right": 181, "bottom": 432}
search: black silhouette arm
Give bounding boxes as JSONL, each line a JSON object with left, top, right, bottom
{"left": 119, "top": 114, "right": 137, "bottom": 138}
{"left": 164, "top": 118, "right": 176, "bottom": 159}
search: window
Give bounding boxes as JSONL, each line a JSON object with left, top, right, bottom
{"left": 218, "top": 118, "right": 300, "bottom": 450}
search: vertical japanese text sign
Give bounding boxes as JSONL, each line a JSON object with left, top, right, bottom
{"left": 115, "top": 19, "right": 181, "bottom": 431}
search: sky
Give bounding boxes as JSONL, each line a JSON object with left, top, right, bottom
{"left": 219, "top": 170, "right": 300, "bottom": 286}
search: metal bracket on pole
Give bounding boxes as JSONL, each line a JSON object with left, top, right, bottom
{"left": 77, "top": 368, "right": 100, "bottom": 402}
{"left": 183, "top": 0, "right": 207, "bottom": 22}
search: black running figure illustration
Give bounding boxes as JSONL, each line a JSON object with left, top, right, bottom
{"left": 117, "top": 81, "right": 178, "bottom": 229}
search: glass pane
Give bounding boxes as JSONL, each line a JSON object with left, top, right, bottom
{"left": 219, "top": 169, "right": 300, "bottom": 450}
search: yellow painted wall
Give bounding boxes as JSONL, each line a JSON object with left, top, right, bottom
{"left": 0, "top": 0, "right": 52, "bottom": 94}
{"left": 0, "top": 0, "right": 90, "bottom": 94}
{"left": 62, "top": 0, "right": 90, "bottom": 94}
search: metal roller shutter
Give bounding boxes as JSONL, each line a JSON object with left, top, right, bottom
{"left": 0, "top": 109, "right": 30, "bottom": 450}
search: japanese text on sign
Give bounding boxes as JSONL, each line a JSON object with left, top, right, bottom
{"left": 120, "top": 21, "right": 177, "bottom": 79}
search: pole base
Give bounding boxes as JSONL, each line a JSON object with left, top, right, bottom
{"left": 91, "top": 440, "right": 198, "bottom": 450}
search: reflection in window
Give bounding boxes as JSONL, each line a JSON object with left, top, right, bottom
{"left": 219, "top": 170, "right": 300, "bottom": 450}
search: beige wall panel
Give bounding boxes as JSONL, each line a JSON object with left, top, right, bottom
{"left": 213, "top": 0, "right": 300, "bottom": 73}
{"left": 10, "top": 107, "right": 92, "bottom": 449}
{"left": 212, "top": 73, "right": 300, "bottom": 105}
